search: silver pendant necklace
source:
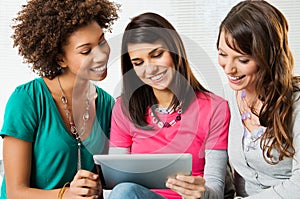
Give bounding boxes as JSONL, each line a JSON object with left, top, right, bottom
{"left": 57, "top": 77, "right": 91, "bottom": 170}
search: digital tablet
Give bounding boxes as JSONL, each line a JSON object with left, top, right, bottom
{"left": 93, "top": 153, "right": 192, "bottom": 189}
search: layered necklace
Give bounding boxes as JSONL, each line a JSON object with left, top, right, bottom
{"left": 150, "top": 105, "right": 182, "bottom": 128}
{"left": 57, "top": 77, "right": 91, "bottom": 170}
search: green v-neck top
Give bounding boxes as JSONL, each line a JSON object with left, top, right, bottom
{"left": 0, "top": 78, "right": 114, "bottom": 197}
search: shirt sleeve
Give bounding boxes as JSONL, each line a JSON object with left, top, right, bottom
{"left": 205, "top": 99, "right": 230, "bottom": 150}
{"left": 203, "top": 150, "right": 228, "bottom": 199}
{"left": 109, "top": 99, "right": 133, "bottom": 148}
{"left": 1, "top": 88, "right": 37, "bottom": 142}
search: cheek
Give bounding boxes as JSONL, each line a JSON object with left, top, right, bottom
{"left": 163, "top": 55, "right": 175, "bottom": 68}
{"left": 244, "top": 63, "right": 258, "bottom": 75}
{"left": 133, "top": 67, "right": 144, "bottom": 77}
{"left": 105, "top": 44, "right": 111, "bottom": 56}
{"left": 218, "top": 56, "right": 225, "bottom": 68}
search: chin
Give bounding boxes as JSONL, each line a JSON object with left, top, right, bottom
{"left": 229, "top": 83, "right": 242, "bottom": 91}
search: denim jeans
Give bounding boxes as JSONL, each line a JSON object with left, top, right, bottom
{"left": 107, "top": 182, "right": 166, "bottom": 199}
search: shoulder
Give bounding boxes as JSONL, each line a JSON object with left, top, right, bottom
{"left": 195, "top": 91, "right": 228, "bottom": 108}
{"left": 9, "top": 78, "right": 46, "bottom": 102}
{"left": 112, "top": 97, "right": 123, "bottom": 112}
{"left": 14, "top": 78, "right": 44, "bottom": 93}
{"left": 94, "top": 85, "right": 115, "bottom": 106}
{"left": 95, "top": 85, "right": 114, "bottom": 99}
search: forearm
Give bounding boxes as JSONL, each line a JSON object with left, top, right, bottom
{"left": 202, "top": 150, "right": 228, "bottom": 199}
{"left": 6, "top": 187, "right": 61, "bottom": 199}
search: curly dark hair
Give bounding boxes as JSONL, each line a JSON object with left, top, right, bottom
{"left": 12, "top": 0, "right": 119, "bottom": 79}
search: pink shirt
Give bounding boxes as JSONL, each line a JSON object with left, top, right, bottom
{"left": 110, "top": 92, "right": 230, "bottom": 199}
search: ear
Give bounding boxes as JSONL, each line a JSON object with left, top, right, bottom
{"left": 56, "top": 55, "right": 67, "bottom": 68}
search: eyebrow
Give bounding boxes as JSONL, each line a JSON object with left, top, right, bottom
{"left": 76, "top": 33, "right": 105, "bottom": 49}
{"left": 130, "top": 46, "right": 163, "bottom": 61}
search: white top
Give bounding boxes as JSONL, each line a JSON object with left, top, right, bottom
{"left": 224, "top": 84, "right": 300, "bottom": 198}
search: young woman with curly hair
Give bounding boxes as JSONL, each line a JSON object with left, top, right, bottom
{"left": 0, "top": 0, "right": 119, "bottom": 198}
{"left": 217, "top": 0, "right": 300, "bottom": 198}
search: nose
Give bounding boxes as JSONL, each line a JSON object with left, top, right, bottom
{"left": 92, "top": 43, "right": 110, "bottom": 63}
{"left": 222, "top": 59, "right": 237, "bottom": 74}
{"left": 144, "top": 61, "right": 157, "bottom": 74}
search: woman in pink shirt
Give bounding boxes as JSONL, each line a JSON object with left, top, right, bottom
{"left": 108, "top": 12, "right": 230, "bottom": 199}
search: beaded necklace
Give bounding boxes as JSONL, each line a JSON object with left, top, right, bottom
{"left": 239, "top": 90, "right": 265, "bottom": 151}
{"left": 150, "top": 105, "right": 182, "bottom": 128}
{"left": 240, "top": 90, "right": 260, "bottom": 126}
{"left": 57, "top": 77, "right": 90, "bottom": 170}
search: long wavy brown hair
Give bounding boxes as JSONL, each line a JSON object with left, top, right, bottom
{"left": 12, "top": 0, "right": 119, "bottom": 79}
{"left": 217, "top": 0, "right": 300, "bottom": 164}
{"left": 121, "top": 12, "right": 209, "bottom": 129}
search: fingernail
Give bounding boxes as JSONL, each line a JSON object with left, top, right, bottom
{"left": 176, "top": 175, "right": 183, "bottom": 180}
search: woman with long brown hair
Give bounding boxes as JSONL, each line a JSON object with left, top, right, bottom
{"left": 217, "top": 0, "right": 300, "bottom": 197}
{"left": 108, "top": 12, "right": 230, "bottom": 199}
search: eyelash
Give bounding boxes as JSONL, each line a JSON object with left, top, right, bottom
{"left": 132, "top": 51, "right": 164, "bottom": 67}
{"left": 80, "top": 40, "right": 107, "bottom": 55}
{"left": 99, "top": 39, "right": 107, "bottom": 47}
{"left": 81, "top": 50, "right": 91, "bottom": 55}
{"left": 239, "top": 59, "right": 249, "bottom": 64}
{"left": 152, "top": 51, "right": 163, "bottom": 58}
{"left": 218, "top": 52, "right": 250, "bottom": 64}
{"left": 218, "top": 53, "right": 225, "bottom": 56}
{"left": 133, "top": 61, "right": 143, "bottom": 66}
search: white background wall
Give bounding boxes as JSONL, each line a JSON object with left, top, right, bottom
{"left": 0, "top": 0, "right": 299, "bottom": 161}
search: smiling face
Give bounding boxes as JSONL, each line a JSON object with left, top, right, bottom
{"left": 59, "top": 21, "right": 110, "bottom": 81}
{"left": 128, "top": 40, "right": 175, "bottom": 92}
{"left": 218, "top": 31, "right": 258, "bottom": 93}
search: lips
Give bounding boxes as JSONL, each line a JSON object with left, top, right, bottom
{"left": 90, "top": 65, "right": 106, "bottom": 72}
{"left": 227, "top": 75, "right": 246, "bottom": 81}
{"left": 149, "top": 70, "right": 167, "bottom": 82}
{"left": 91, "top": 65, "right": 106, "bottom": 72}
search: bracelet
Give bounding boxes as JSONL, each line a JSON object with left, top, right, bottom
{"left": 58, "top": 182, "right": 70, "bottom": 199}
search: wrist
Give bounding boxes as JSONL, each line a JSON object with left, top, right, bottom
{"left": 58, "top": 182, "right": 70, "bottom": 199}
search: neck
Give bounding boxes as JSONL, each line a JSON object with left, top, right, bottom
{"left": 153, "top": 89, "right": 174, "bottom": 108}
{"left": 241, "top": 88, "right": 257, "bottom": 104}
{"left": 239, "top": 89, "right": 263, "bottom": 117}
{"left": 56, "top": 75, "right": 91, "bottom": 99}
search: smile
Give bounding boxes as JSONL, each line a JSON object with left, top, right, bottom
{"left": 91, "top": 65, "right": 106, "bottom": 72}
{"left": 227, "top": 75, "right": 246, "bottom": 81}
{"left": 149, "top": 71, "right": 167, "bottom": 81}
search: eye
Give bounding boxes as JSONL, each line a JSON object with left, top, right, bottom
{"left": 218, "top": 51, "right": 226, "bottom": 57}
{"left": 99, "top": 39, "right": 108, "bottom": 47}
{"left": 80, "top": 49, "right": 91, "bottom": 55}
{"left": 152, "top": 51, "right": 163, "bottom": 58}
{"left": 132, "top": 61, "right": 144, "bottom": 67}
{"left": 239, "top": 59, "right": 249, "bottom": 64}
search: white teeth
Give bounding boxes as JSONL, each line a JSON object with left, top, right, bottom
{"left": 92, "top": 66, "right": 106, "bottom": 72}
{"left": 228, "top": 75, "right": 244, "bottom": 80}
{"left": 150, "top": 73, "right": 164, "bottom": 81}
